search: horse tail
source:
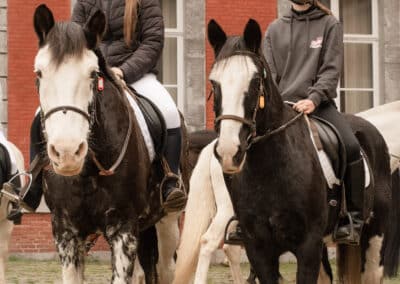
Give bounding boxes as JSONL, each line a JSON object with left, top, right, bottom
{"left": 138, "top": 225, "right": 159, "bottom": 284}
{"left": 336, "top": 244, "right": 361, "bottom": 283}
{"left": 383, "top": 168, "right": 400, "bottom": 277}
{"left": 173, "top": 141, "right": 217, "bottom": 284}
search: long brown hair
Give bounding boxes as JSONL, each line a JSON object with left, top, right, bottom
{"left": 124, "top": 0, "right": 140, "bottom": 46}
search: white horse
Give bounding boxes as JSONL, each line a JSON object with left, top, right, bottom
{"left": 0, "top": 140, "right": 25, "bottom": 283}
{"left": 174, "top": 140, "right": 246, "bottom": 284}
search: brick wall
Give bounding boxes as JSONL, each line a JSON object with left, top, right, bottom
{"left": 205, "top": 0, "right": 277, "bottom": 128}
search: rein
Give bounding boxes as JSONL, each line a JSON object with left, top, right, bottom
{"left": 39, "top": 73, "right": 133, "bottom": 176}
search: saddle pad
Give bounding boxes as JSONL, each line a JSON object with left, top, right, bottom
{"left": 0, "top": 130, "right": 18, "bottom": 175}
{"left": 124, "top": 91, "right": 156, "bottom": 162}
{"left": 305, "top": 116, "right": 370, "bottom": 189}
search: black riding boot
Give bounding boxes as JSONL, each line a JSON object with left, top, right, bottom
{"left": 7, "top": 115, "right": 44, "bottom": 223}
{"left": 161, "top": 127, "right": 187, "bottom": 213}
{"left": 334, "top": 157, "right": 365, "bottom": 244}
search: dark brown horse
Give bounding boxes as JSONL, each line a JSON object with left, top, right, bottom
{"left": 33, "top": 5, "right": 188, "bottom": 283}
{"left": 207, "top": 18, "right": 400, "bottom": 283}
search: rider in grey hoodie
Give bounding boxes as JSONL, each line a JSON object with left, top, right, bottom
{"left": 263, "top": 0, "right": 364, "bottom": 245}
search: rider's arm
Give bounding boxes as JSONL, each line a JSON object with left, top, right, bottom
{"left": 263, "top": 28, "right": 278, "bottom": 83}
{"left": 307, "top": 22, "right": 344, "bottom": 107}
{"left": 71, "top": 0, "right": 87, "bottom": 27}
{"left": 119, "top": 0, "right": 164, "bottom": 84}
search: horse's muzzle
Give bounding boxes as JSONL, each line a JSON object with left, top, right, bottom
{"left": 214, "top": 141, "right": 246, "bottom": 174}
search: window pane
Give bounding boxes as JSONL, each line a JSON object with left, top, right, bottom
{"left": 339, "top": 0, "right": 372, "bottom": 34}
{"left": 340, "top": 91, "right": 373, "bottom": 114}
{"left": 341, "top": 43, "right": 373, "bottom": 89}
{"left": 161, "top": 0, "right": 177, "bottom": 29}
{"left": 166, "top": 87, "right": 178, "bottom": 104}
{"left": 159, "top": 37, "right": 178, "bottom": 85}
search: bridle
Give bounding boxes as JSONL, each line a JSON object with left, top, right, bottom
{"left": 38, "top": 72, "right": 133, "bottom": 176}
{"left": 212, "top": 50, "right": 304, "bottom": 149}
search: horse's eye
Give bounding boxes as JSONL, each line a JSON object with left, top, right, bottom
{"left": 35, "top": 70, "right": 42, "bottom": 79}
{"left": 90, "top": 71, "right": 98, "bottom": 79}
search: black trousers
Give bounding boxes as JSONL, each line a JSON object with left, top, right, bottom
{"left": 313, "top": 103, "right": 361, "bottom": 164}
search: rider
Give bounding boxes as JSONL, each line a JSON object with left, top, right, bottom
{"left": 228, "top": 0, "right": 364, "bottom": 245}
{"left": 264, "top": 0, "right": 364, "bottom": 243}
{"left": 7, "top": 0, "right": 187, "bottom": 221}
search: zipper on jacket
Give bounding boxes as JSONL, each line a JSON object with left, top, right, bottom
{"left": 104, "top": 0, "right": 113, "bottom": 58}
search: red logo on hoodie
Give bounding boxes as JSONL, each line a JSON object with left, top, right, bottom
{"left": 310, "top": 36, "right": 323, "bottom": 49}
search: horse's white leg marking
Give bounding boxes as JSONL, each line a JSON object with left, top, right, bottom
{"left": 194, "top": 153, "right": 239, "bottom": 284}
{"left": 223, "top": 244, "right": 245, "bottom": 284}
{"left": 56, "top": 237, "right": 85, "bottom": 284}
{"left": 132, "top": 257, "right": 145, "bottom": 284}
{"left": 110, "top": 233, "right": 137, "bottom": 284}
{"left": 156, "top": 211, "right": 180, "bottom": 284}
{"left": 361, "top": 235, "right": 384, "bottom": 284}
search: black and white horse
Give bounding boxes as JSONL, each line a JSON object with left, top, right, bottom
{"left": 32, "top": 5, "right": 187, "bottom": 283}
{"left": 206, "top": 18, "right": 400, "bottom": 283}
{"left": 0, "top": 138, "right": 25, "bottom": 283}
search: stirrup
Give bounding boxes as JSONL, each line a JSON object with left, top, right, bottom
{"left": 333, "top": 212, "right": 362, "bottom": 245}
{"left": 224, "top": 216, "right": 243, "bottom": 246}
{"left": 160, "top": 173, "right": 187, "bottom": 213}
{"left": 1, "top": 172, "right": 34, "bottom": 213}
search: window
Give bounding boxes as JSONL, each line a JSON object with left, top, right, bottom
{"left": 159, "top": 0, "right": 184, "bottom": 110}
{"left": 331, "top": 0, "right": 379, "bottom": 113}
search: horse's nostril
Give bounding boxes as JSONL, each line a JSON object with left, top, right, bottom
{"left": 50, "top": 144, "right": 60, "bottom": 158}
{"left": 75, "top": 142, "right": 86, "bottom": 156}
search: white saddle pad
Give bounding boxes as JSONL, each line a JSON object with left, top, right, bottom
{"left": 124, "top": 91, "right": 155, "bottom": 162}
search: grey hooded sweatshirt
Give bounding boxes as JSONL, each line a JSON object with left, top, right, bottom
{"left": 263, "top": 7, "right": 343, "bottom": 107}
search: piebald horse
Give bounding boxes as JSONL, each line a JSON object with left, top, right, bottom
{"left": 32, "top": 5, "right": 187, "bottom": 284}
{"left": 206, "top": 18, "right": 400, "bottom": 283}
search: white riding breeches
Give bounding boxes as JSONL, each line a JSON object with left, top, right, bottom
{"left": 130, "top": 74, "right": 180, "bottom": 129}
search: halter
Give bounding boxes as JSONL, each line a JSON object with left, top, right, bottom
{"left": 38, "top": 72, "right": 133, "bottom": 176}
{"left": 212, "top": 50, "right": 304, "bottom": 149}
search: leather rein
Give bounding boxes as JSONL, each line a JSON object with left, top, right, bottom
{"left": 212, "top": 51, "right": 304, "bottom": 150}
{"left": 39, "top": 73, "right": 133, "bottom": 176}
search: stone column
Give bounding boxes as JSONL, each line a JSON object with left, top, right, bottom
{"left": 183, "top": 0, "right": 206, "bottom": 131}
{"left": 0, "top": 0, "right": 7, "bottom": 136}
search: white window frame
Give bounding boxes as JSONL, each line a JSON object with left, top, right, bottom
{"left": 331, "top": 0, "right": 379, "bottom": 111}
{"left": 163, "top": 0, "right": 185, "bottom": 111}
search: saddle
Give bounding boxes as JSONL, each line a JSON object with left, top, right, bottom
{"left": 127, "top": 86, "right": 168, "bottom": 158}
{"left": 309, "top": 116, "right": 347, "bottom": 181}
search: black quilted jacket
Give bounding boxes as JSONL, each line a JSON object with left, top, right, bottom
{"left": 72, "top": 0, "right": 164, "bottom": 84}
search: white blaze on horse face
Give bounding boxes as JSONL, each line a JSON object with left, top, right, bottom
{"left": 34, "top": 45, "right": 99, "bottom": 176}
{"left": 209, "top": 55, "right": 257, "bottom": 172}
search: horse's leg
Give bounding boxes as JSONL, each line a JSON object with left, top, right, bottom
{"left": 361, "top": 235, "right": 384, "bottom": 283}
{"left": 222, "top": 244, "right": 245, "bottom": 284}
{"left": 155, "top": 211, "right": 181, "bottom": 284}
{"left": 54, "top": 229, "right": 85, "bottom": 284}
{"left": 244, "top": 242, "right": 281, "bottom": 284}
{"left": 194, "top": 152, "right": 240, "bottom": 284}
{"left": 105, "top": 224, "right": 138, "bottom": 284}
{"left": 132, "top": 257, "right": 145, "bottom": 284}
{"left": 296, "top": 238, "right": 323, "bottom": 284}
{"left": 0, "top": 217, "right": 13, "bottom": 283}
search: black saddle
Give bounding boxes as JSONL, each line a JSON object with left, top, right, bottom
{"left": 309, "top": 116, "right": 347, "bottom": 181}
{"left": 128, "top": 87, "right": 168, "bottom": 157}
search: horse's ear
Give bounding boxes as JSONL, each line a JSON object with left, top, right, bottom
{"left": 208, "top": 19, "right": 227, "bottom": 57}
{"left": 84, "top": 10, "right": 106, "bottom": 49}
{"left": 243, "top": 19, "right": 262, "bottom": 53}
{"left": 33, "top": 4, "right": 55, "bottom": 47}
